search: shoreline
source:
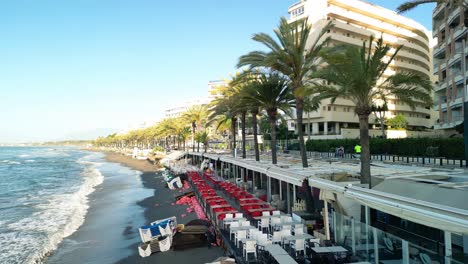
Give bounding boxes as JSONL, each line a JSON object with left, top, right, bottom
{"left": 46, "top": 150, "right": 151, "bottom": 264}
{"left": 102, "top": 151, "right": 224, "bottom": 264}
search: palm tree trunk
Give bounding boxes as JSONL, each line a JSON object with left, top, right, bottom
{"left": 241, "top": 112, "right": 246, "bottom": 159}
{"left": 296, "top": 97, "right": 308, "bottom": 167}
{"left": 302, "top": 179, "right": 316, "bottom": 213}
{"left": 231, "top": 117, "right": 237, "bottom": 157}
{"left": 358, "top": 114, "right": 371, "bottom": 187}
{"left": 197, "top": 142, "right": 200, "bottom": 152}
{"left": 269, "top": 115, "right": 278, "bottom": 164}
{"left": 192, "top": 123, "right": 196, "bottom": 152}
{"left": 380, "top": 117, "right": 385, "bottom": 138}
{"left": 251, "top": 111, "right": 260, "bottom": 161}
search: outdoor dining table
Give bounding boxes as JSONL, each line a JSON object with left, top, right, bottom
{"left": 229, "top": 225, "right": 257, "bottom": 233}
{"left": 273, "top": 254, "right": 298, "bottom": 264}
{"left": 264, "top": 244, "right": 287, "bottom": 256}
{"left": 253, "top": 215, "right": 281, "bottom": 220}
{"left": 312, "top": 246, "right": 348, "bottom": 253}
{"left": 282, "top": 233, "right": 317, "bottom": 243}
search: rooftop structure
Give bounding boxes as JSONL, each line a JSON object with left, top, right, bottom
{"left": 208, "top": 80, "right": 228, "bottom": 100}
{"left": 286, "top": 0, "right": 436, "bottom": 137}
{"left": 163, "top": 97, "right": 211, "bottom": 119}
{"left": 432, "top": 2, "right": 467, "bottom": 130}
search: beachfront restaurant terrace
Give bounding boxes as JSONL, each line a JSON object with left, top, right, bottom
{"left": 177, "top": 151, "right": 468, "bottom": 263}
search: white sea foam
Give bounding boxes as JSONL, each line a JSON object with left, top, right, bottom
{"left": 1, "top": 156, "right": 104, "bottom": 264}
{"left": 24, "top": 160, "right": 35, "bottom": 163}
{"left": 17, "top": 154, "right": 30, "bottom": 158}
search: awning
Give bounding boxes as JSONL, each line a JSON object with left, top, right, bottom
{"left": 266, "top": 167, "right": 305, "bottom": 186}
{"left": 344, "top": 186, "right": 468, "bottom": 235}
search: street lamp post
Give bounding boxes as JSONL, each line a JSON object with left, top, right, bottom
{"left": 462, "top": 39, "right": 468, "bottom": 166}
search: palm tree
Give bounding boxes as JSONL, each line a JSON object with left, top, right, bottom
{"left": 242, "top": 72, "right": 295, "bottom": 164}
{"left": 198, "top": 131, "right": 210, "bottom": 153}
{"left": 397, "top": 0, "right": 467, "bottom": 13}
{"left": 371, "top": 103, "right": 388, "bottom": 138}
{"left": 238, "top": 17, "right": 333, "bottom": 168}
{"left": 209, "top": 78, "right": 243, "bottom": 157}
{"left": 183, "top": 105, "right": 209, "bottom": 152}
{"left": 313, "top": 36, "right": 433, "bottom": 186}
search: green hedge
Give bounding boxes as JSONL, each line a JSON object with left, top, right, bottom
{"left": 305, "top": 138, "right": 464, "bottom": 159}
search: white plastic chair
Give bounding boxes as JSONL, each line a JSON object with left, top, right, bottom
{"left": 249, "top": 229, "right": 260, "bottom": 240}
{"left": 235, "top": 213, "right": 243, "bottom": 219}
{"left": 294, "top": 223, "right": 304, "bottom": 230}
{"left": 262, "top": 211, "right": 270, "bottom": 216}
{"left": 281, "top": 225, "right": 292, "bottom": 232}
{"left": 223, "top": 213, "right": 234, "bottom": 229}
{"left": 257, "top": 217, "right": 269, "bottom": 233}
{"left": 236, "top": 230, "right": 247, "bottom": 248}
{"left": 225, "top": 213, "right": 234, "bottom": 220}
{"left": 241, "top": 220, "right": 251, "bottom": 227}
{"left": 270, "top": 217, "right": 282, "bottom": 233}
{"left": 256, "top": 233, "right": 271, "bottom": 246}
{"left": 294, "top": 227, "right": 304, "bottom": 235}
{"left": 272, "top": 210, "right": 281, "bottom": 216}
{"left": 290, "top": 239, "right": 306, "bottom": 257}
{"left": 243, "top": 240, "right": 257, "bottom": 261}
{"left": 229, "top": 222, "right": 240, "bottom": 240}
{"left": 280, "top": 229, "right": 292, "bottom": 246}
{"left": 270, "top": 231, "right": 282, "bottom": 244}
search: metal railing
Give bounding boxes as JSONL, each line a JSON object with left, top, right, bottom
{"left": 285, "top": 150, "right": 467, "bottom": 168}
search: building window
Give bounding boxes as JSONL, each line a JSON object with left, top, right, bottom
{"left": 328, "top": 106, "right": 331, "bottom": 111}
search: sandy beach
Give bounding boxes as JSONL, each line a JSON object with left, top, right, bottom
{"left": 46, "top": 151, "right": 223, "bottom": 264}
{"left": 105, "top": 152, "right": 224, "bottom": 264}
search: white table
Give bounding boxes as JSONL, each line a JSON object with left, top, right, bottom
{"left": 282, "top": 233, "right": 314, "bottom": 241}
{"left": 264, "top": 244, "right": 287, "bottom": 256}
{"left": 282, "top": 233, "right": 318, "bottom": 244}
{"left": 312, "top": 246, "right": 348, "bottom": 253}
{"left": 273, "top": 254, "right": 298, "bottom": 264}
{"left": 230, "top": 226, "right": 256, "bottom": 232}
{"left": 254, "top": 215, "right": 280, "bottom": 220}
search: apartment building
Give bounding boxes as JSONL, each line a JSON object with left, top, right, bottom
{"left": 432, "top": 2, "right": 467, "bottom": 130}
{"left": 287, "top": 0, "right": 434, "bottom": 137}
{"left": 163, "top": 97, "right": 211, "bottom": 119}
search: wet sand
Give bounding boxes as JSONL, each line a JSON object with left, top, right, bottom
{"left": 104, "top": 152, "right": 225, "bottom": 264}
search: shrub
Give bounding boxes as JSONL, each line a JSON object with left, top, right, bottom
{"left": 387, "top": 114, "right": 408, "bottom": 129}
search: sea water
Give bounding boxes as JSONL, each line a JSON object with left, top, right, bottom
{"left": 0, "top": 147, "right": 104, "bottom": 264}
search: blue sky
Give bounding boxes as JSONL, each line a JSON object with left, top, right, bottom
{"left": 0, "top": 0, "right": 435, "bottom": 142}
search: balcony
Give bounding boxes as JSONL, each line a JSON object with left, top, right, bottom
{"left": 327, "top": 6, "right": 429, "bottom": 49}
{"left": 433, "top": 44, "right": 445, "bottom": 58}
{"left": 450, "top": 97, "right": 464, "bottom": 108}
{"left": 432, "top": 3, "right": 445, "bottom": 18}
{"left": 448, "top": 52, "right": 462, "bottom": 67}
{"left": 447, "top": 6, "right": 461, "bottom": 27}
{"left": 435, "top": 81, "right": 447, "bottom": 92}
{"left": 453, "top": 26, "right": 467, "bottom": 41}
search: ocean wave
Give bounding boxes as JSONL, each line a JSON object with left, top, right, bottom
{"left": 17, "top": 154, "right": 30, "bottom": 158}
{"left": 1, "top": 159, "right": 104, "bottom": 264}
{"left": 24, "top": 160, "right": 35, "bottom": 163}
